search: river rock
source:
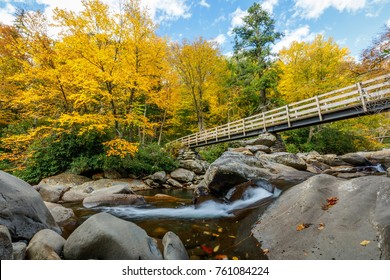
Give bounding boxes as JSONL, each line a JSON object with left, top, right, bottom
{"left": 149, "top": 171, "right": 167, "bottom": 184}
{"left": 64, "top": 212, "right": 163, "bottom": 260}
{"left": 44, "top": 202, "right": 77, "bottom": 233}
{"left": 38, "top": 183, "right": 70, "bottom": 203}
{"left": 61, "top": 190, "right": 90, "bottom": 203}
{"left": 162, "top": 231, "right": 189, "bottom": 260}
{"left": 0, "top": 171, "right": 61, "bottom": 241}
{"left": 12, "top": 242, "right": 27, "bottom": 260}
{"left": 316, "top": 154, "right": 351, "bottom": 167}
{"left": 245, "top": 145, "right": 271, "bottom": 154}
{"left": 240, "top": 133, "right": 277, "bottom": 147}
{"left": 387, "top": 167, "right": 390, "bottom": 177}
{"left": 103, "top": 170, "right": 122, "bottom": 179}
{"left": 252, "top": 175, "right": 390, "bottom": 259}
{"left": 259, "top": 152, "right": 307, "bottom": 171}
{"left": 179, "top": 160, "right": 205, "bottom": 174}
{"left": 170, "top": 168, "right": 196, "bottom": 183}
{"left": 358, "top": 149, "right": 390, "bottom": 168}
{"left": 26, "top": 229, "right": 65, "bottom": 260}
{"left": 39, "top": 173, "right": 91, "bottom": 187}
{"left": 83, "top": 194, "right": 145, "bottom": 208}
{"left": 167, "top": 178, "right": 183, "bottom": 188}
{"left": 339, "top": 153, "right": 370, "bottom": 166}
{"left": 0, "top": 225, "right": 13, "bottom": 260}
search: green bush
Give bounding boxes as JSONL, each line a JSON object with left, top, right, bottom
{"left": 198, "top": 143, "right": 230, "bottom": 163}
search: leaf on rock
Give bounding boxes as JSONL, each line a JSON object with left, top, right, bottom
{"left": 201, "top": 245, "right": 213, "bottom": 254}
{"left": 217, "top": 227, "right": 223, "bottom": 233}
{"left": 296, "top": 223, "right": 311, "bottom": 231}
{"left": 360, "top": 240, "right": 370, "bottom": 246}
{"left": 318, "top": 223, "right": 325, "bottom": 230}
{"left": 322, "top": 196, "right": 339, "bottom": 210}
{"left": 213, "top": 244, "right": 220, "bottom": 252}
{"left": 263, "top": 249, "right": 269, "bottom": 255}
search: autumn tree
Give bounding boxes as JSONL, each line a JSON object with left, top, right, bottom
{"left": 170, "top": 37, "right": 227, "bottom": 132}
{"left": 231, "top": 3, "right": 282, "bottom": 112}
{"left": 277, "top": 35, "right": 354, "bottom": 103}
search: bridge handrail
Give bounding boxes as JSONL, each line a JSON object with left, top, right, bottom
{"left": 169, "top": 74, "right": 390, "bottom": 147}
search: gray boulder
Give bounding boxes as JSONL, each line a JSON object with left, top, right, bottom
{"left": 162, "top": 231, "right": 189, "bottom": 260}
{"left": 357, "top": 149, "right": 390, "bottom": 168}
{"left": 44, "top": 202, "right": 77, "bottom": 232}
{"left": 82, "top": 194, "right": 145, "bottom": 208}
{"left": 12, "top": 242, "right": 27, "bottom": 260}
{"left": 387, "top": 167, "right": 390, "bottom": 177}
{"left": 0, "top": 171, "right": 61, "bottom": 241}
{"left": 240, "top": 133, "right": 277, "bottom": 147}
{"left": 61, "top": 190, "right": 90, "bottom": 203}
{"left": 179, "top": 160, "right": 205, "bottom": 174}
{"left": 340, "top": 153, "right": 370, "bottom": 166}
{"left": 26, "top": 229, "right": 65, "bottom": 260}
{"left": 149, "top": 171, "right": 167, "bottom": 184}
{"left": 245, "top": 145, "right": 271, "bottom": 154}
{"left": 39, "top": 173, "right": 91, "bottom": 187}
{"left": 252, "top": 175, "right": 390, "bottom": 259}
{"left": 0, "top": 225, "right": 13, "bottom": 260}
{"left": 38, "top": 183, "right": 70, "bottom": 203}
{"left": 64, "top": 212, "right": 163, "bottom": 260}
{"left": 170, "top": 168, "right": 196, "bottom": 183}
{"left": 103, "top": 170, "right": 122, "bottom": 179}
{"left": 259, "top": 152, "right": 307, "bottom": 171}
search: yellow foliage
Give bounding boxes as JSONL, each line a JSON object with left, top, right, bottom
{"left": 103, "top": 139, "right": 138, "bottom": 158}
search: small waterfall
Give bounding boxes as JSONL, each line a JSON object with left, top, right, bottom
{"left": 98, "top": 185, "right": 279, "bottom": 220}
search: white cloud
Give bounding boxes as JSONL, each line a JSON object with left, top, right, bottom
{"left": 228, "top": 7, "right": 248, "bottom": 36}
{"left": 261, "top": 0, "right": 279, "bottom": 14}
{"left": 141, "top": 0, "right": 191, "bottom": 23}
{"left": 272, "top": 25, "right": 317, "bottom": 53}
{"left": 210, "top": 34, "right": 227, "bottom": 46}
{"left": 294, "top": 0, "right": 366, "bottom": 19}
{"left": 199, "top": 0, "right": 210, "bottom": 8}
{"left": 0, "top": 3, "right": 16, "bottom": 25}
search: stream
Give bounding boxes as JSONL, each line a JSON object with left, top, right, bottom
{"left": 68, "top": 186, "right": 278, "bottom": 260}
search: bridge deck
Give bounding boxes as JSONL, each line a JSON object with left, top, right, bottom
{"left": 170, "top": 74, "right": 390, "bottom": 148}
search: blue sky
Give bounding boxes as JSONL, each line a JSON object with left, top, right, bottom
{"left": 1, "top": 0, "right": 390, "bottom": 59}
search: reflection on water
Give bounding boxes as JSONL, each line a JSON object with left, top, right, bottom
{"left": 68, "top": 187, "right": 277, "bottom": 260}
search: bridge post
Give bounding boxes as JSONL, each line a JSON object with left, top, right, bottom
{"left": 285, "top": 105, "right": 291, "bottom": 127}
{"left": 357, "top": 82, "right": 368, "bottom": 112}
{"left": 262, "top": 112, "right": 267, "bottom": 132}
{"left": 315, "top": 95, "right": 323, "bottom": 121}
{"left": 242, "top": 119, "right": 246, "bottom": 136}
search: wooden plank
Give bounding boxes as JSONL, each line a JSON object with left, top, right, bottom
{"left": 357, "top": 82, "right": 367, "bottom": 112}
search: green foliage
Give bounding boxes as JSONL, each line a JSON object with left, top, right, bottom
{"left": 198, "top": 143, "right": 231, "bottom": 163}
{"left": 282, "top": 125, "right": 376, "bottom": 155}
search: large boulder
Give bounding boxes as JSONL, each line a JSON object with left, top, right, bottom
{"left": 38, "top": 183, "right": 70, "bottom": 203}
{"left": 170, "top": 168, "right": 196, "bottom": 183}
{"left": 44, "top": 202, "right": 77, "bottom": 233}
{"left": 0, "top": 225, "right": 13, "bottom": 260}
{"left": 162, "top": 231, "right": 189, "bottom": 260}
{"left": 200, "top": 151, "right": 312, "bottom": 197}
{"left": 252, "top": 175, "right": 390, "bottom": 259}
{"left": 0, "top": 171, "right": 61, "bottom": 241}
{"left": 12, "top": 242, "right": 27, "bottom": 260}
{"left": 179, "top": 160, "right": 205, "bottom": 174}
{"left": 64, "top": 212, "right": 163, "bottom": 260}
{"left": 358, "top": 149, "right": 390, "bottom": 168}
{"left": 26, "top": 229, "right": 65, "bottom": 260}
{"left": 38, "top": 173, "right": 91, "bottom": 187}
{"left": 259, "top": 152, "right": 307, "bottom": 171}
{"left": 82, "top": 194, "right": 146, "bottom": 208}
{"left": 239, "top": 133, "right": 277, "bottom": 147}
{"left": 339, "top": 153, "right": 370, "bottom": 166}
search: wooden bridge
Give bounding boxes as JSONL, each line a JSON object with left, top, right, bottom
{"left": 170, "top": 74, "right": 390, "bottom": 148}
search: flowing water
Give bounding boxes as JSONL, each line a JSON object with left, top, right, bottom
{"left": 68, "top": 186, "right": 278, "bottom": 260}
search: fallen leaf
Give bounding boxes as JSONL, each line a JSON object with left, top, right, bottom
{"left": 217, "top": 227, "right": 223, "bottom": 233}
{"left": 263, "top": 249, "right": 269, "bottom": 255}
{"left": 213, "top": 244, "right": 220, "bottom": 252}
{"left": 201, "top": 245, "right": 213, "bottom": 254}
{"left": 228, "top": 235, "right": 236, "bottom": 239}
{"left": 215, "top": 254, "right": 228, "bottom": 260}
{"left": 318, "top": 223, "right": 325, "bottom": 230}
{"left": 322, "top": 197, "right": 339, "bottom": 210}
{"left": 212, "top": 233, "right": 220, "bottom": 237}
{"left": 360, "top": 240, "right": 370, "bottom": 246}
{"left": 203, "top": 231, "right": 211, "bottom": 235}
{"left": 296, "top": 223, "right": 311, "bottom": 231}
{"left": 232, "top": 256, "right": 239, "bottom": 260}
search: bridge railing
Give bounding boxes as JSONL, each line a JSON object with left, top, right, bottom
{"left": 170, "top": 74, "right": 390, "bottom": 147}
